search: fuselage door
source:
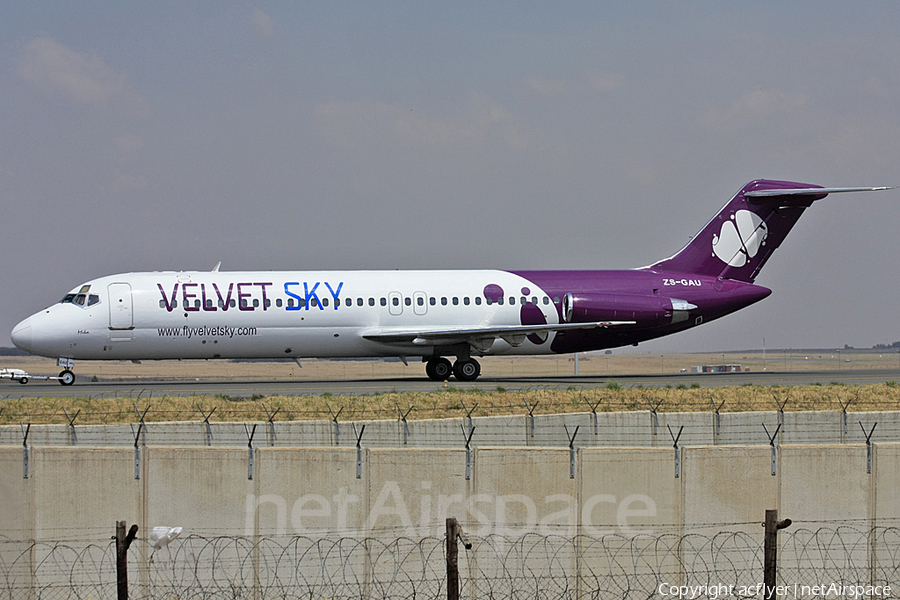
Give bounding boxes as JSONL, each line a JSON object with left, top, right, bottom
{"left": 388, "top": 291, "right": 403, "bottom": 316}
{"left": 108, "top": 283, "right": 134, "bottom": 330}
{"left": 413, "top": 291, "right": 427, "bottom": 316}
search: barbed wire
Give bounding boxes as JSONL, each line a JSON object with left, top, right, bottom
{"left": 1, "top": 408, "right": 899, "bottom": 449}
{"left": 1, "top": 525, "right": 897, "bottom": 600}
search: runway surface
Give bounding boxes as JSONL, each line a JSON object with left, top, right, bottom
{"left": 3, "top": 369, "right": 899, "bottom": 399}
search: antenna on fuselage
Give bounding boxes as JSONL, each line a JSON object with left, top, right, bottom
{"left": 211, "top": 261, "right": 221, "bottom": 272}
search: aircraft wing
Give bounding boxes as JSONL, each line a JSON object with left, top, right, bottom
{"left": 361, "top": 320, "right": 635, "bottom": 350}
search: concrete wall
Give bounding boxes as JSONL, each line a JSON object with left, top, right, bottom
{"left": 1, "top": 429, "right": 898, "bottom": 596}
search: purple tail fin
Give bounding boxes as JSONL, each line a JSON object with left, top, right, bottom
{"left": 649, "top": 180, "right": 826, "bottom": 283}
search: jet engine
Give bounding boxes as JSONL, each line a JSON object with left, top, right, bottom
{"left": 562, "top": 293, "right": 696, "bottom": 326}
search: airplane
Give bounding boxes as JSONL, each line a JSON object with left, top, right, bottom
{"left": 10, "top": 179, "right": 893, "bottom": 385}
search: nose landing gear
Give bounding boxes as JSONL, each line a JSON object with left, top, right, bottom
{"left": 424, "top": 357, "right": 481, "bottom": 382}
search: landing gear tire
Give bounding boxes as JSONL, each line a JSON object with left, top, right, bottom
{"left": 18, "top": 378, "right": 28, "bottom": 385}
{"left": 453, "top": 358, "right": 481, "bottom": 382}
{"left": 58, "top": 370, "right": 75, "bottom": 386}
{"left": 425, "top": 357, "right": 453, "bottom": 381}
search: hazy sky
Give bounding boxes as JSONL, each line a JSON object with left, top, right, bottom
{"left": 2, "top": 2, "right": 899, "bottom": 353}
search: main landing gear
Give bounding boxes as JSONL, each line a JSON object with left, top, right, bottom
{"left": 58, "top": 369, "right": 75, "bottom": 386}
{"left": 425, "top": 357, "right": 481, "bottom": 382}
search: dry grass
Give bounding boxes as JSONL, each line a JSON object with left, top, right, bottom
{"left": 2, "top": 352, "right": 899, "bottom": 424}
{"left": 1, "top": 382, "right": 898, "bottom": 426}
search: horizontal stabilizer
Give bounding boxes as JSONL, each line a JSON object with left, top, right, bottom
{"left": 745, "top": 186, "right": 894, "bottom": 198}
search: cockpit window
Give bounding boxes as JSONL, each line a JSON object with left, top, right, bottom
{"left": 59, "top": 286, "right": 100, "bottom": 308}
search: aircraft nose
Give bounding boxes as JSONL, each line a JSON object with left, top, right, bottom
{"left": 11, "top": 317, "right": 33, "bottom": 353}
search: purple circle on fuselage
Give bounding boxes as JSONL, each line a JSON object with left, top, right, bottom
{"left": 483, "top": 284, "right": 504, "bottom": 302}
{"left": 520, "top": 287, "right": 530, "bottom": 296}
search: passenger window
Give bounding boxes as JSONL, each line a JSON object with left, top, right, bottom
{"left": 159, "top": 299, "right": 166, "bottom": 308}
{"left": 287, "top": 299, "right": 295, "bottom": 307}
{"left": 240, "top": 299, "right": 248, "bottom": 309}
{"left": 380, "top": 298, "right": 387, "bottom": 306}
{"left": 253, "top": 299, "right": 260, "bottom": 308}
{"left": 345, "top": 298, "right": 352, "bottom": 307}
{"left": 322, "top": 298, "right": 329, "bottom": 307}
{"left": 430, "top": 297, "right": 436, "bottom": 306}
{"left": 475, "top": 297, "right": 482, "bottom": 306}
{"left": 195, "top": 300, "right": 201, "bottom": 308}
{"left": 368, "top": 298, "right": 375, "bottom": 306}
{"left": 531, "top": 297, "right": 538, "bottom": 304}
{"left": 357, "top": 298, "right": 364, "bottom": 306}
{"left": 520, "top": 297, "right": 527, "bottom": 305}
{"left": 417, "top": 297, "right": 424, "bottom": 306}
{"left": 486, "top": 297, "right": 492, "bottom": 305}
{"left": 441, "top": 297, "right": 448, "bottom": 306}
{"left": 452, "top": 297, "right": 459, "bottom": 306}
{"left": 498, "top": 297, "right": 504, "bottom": 305}
{"left": 463, "top": 297, "right": 470, "bottom": 305}
{"left": 229, "top": 299, "right": 236, "bottom": 308}
{"left": 219, "top": 299, "right": 226, "bottom": 308}
{"left": 392, "top": 297, "right": 400, "bottom": 306}
{"left": 404, "top": 297, "right": 411, "bottom": 306}
{"left": 509, "top": 297, "right": 515, "bottom": 305}
{"left": 553, "top": 297, "right": 560, "bottom": 304}
{"left": 543, "top": 297, "right": 550, "bottom": 305}
{"left": 264, "top": 299, "right": 271, "bottom": 308}
{"left": 276, "top": 299, "right": 283, "bottom": 308}
{"left": 311, "top": 298, "right": 318, "bottom": 307}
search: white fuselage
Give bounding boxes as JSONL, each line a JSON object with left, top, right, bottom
{"left": 14, "top": 270, "right": 563, "bottom": 361}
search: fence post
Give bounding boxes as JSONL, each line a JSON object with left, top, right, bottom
{"left": 262, "top": 404, "right": 279, "bottom": 447}
{"left": 131, "top": 423, "right": 143, "bottom": 480}
{"left": 459, "top": 425, "right": 475, "bottom": 481}
{"left": 115, "top": 520, "right": 139, "bottom": 600}
{"left": 21, "top": 423, "right": 30, "bottom": 479}
{"left": 244, "top": 424, "right": 257, "bottom": 480}
{"left": 645, "top": 395, "right": 664, "bottom": 441}
{"left": 133, "top": 403, "right": 150, "bottom": 446}
{"left": 709, "top": 395, "right": 725, "bottom": 445}
{"left": 446, "top": 517, "right": 472, "bottom": 600}
{"left": 583, "top": 397, "right": 602, "bottom": 436}
{"left": 63, "top": 408, "right": 79, "bottom": 445}
{"left": 762, "top": 423, "right": 781, "bottom": 476}
{"left": 461, "top": 401, "right": 477, "bottom": 439}
{"left": 327, "top": 404, "right": 343, "bottom": 446}
{"left": 396, "top": 402, "right": 413, "bottom": 445}
{"left": 667, "top": 424, "right": 684, "bottom": 478}
{"left": 197, "top": 404, "right": 216, "bottom": 446}
{"left": 859, "top": 421, "right": 877, "bottom": 474}
{"left": 565, "top": 425, "right": 579, "bottom": 479}
{"left": 353, "top": 424, "right": 365, "bottom": 479}
{"left": 523, "top": 399, "right": 538, "bottom": 440}
{"left": 763, "top": 509, "right": 791, "bottom": 600}
{"left": 772, "top": 394, "right": 788, "bottom": 443}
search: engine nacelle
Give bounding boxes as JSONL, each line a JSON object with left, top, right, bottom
{"left": 562, "top": 292, "right": 696, "bottom": 325}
